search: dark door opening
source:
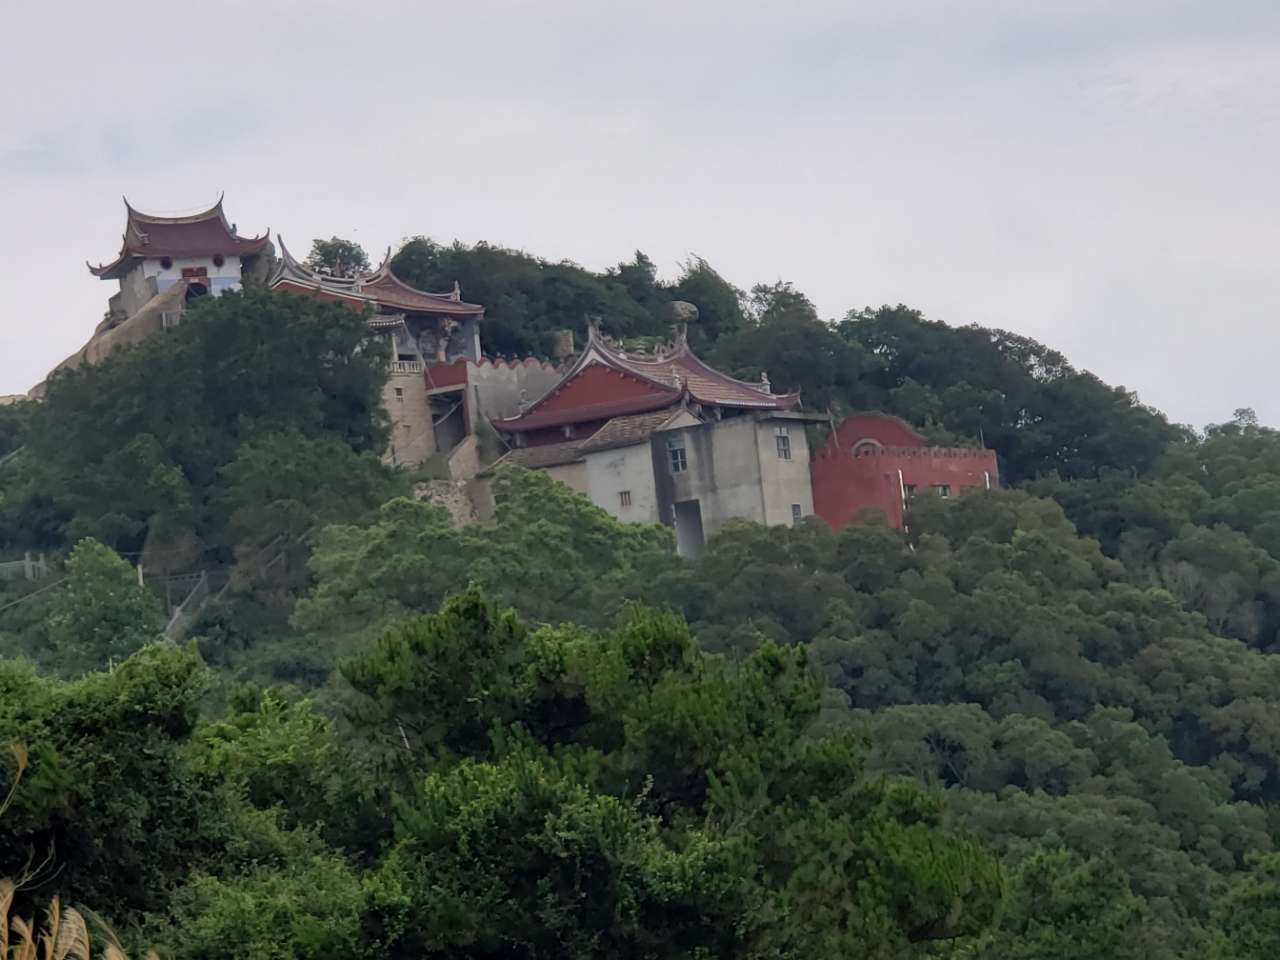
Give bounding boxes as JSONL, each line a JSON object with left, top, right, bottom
{"left": 673, "top": 499, "right": 705, "bottom": 558}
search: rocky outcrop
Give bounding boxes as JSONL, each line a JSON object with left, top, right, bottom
{"left": 414, "top": 479, "right": 479, "bottom": 526}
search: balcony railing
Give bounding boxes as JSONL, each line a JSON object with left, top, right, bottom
{"left": 390, "top": 360, "right": 424, "bottom": 374}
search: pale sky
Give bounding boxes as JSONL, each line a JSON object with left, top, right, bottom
{"left": 2, "top": 0, "right": 1276, "bottom": 427}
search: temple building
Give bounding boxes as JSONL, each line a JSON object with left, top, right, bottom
{"left": 810, "top": 412, "right": 999, "bottom": 530}
{"left": 269, "top": 240, "right": 560, "bottom": 469}
{"left": 34, "top": 197, "right": 275, "bottom": 393}
{"left": 487, "top": 314, "right": 822, "bottom": 556}
{"left": 57, "top": 195, "right": 1004, "bottom": 539}
{"left": 89, "top": 196, "right": 272, "bottom": 319}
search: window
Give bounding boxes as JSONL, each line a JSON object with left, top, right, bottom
{"left": 402, "top": 423, "right": 411, "bottom": 434}
{"left": 394, "top": 387, "right": 404, "bottom": 403}
{"left": 775, "top": 425, "right": 792, "bottom": 460}
{"left": 933, "top": 484, "right": 951, "bottom": 498}
{"left": 791, "top": 503, "right": 803, "bottom": 524}
{"left": 904, "top": 483, "right": 917, "bottom": 499}
{"left": 619, "top": 490, "right": 632, "bottom": 508}
{"left": 667, "top": 437, "right": 688, "bottom": 473}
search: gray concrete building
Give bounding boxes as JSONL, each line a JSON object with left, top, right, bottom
{"left": 489, "top": 317, "right": 822, "bottom": 555}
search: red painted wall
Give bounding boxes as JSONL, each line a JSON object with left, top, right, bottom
{"left": 811, "top": 413, "right": 1000, "bottom": 530}
{"left": 533, "top": 363, "right": 671, "bottom": 415}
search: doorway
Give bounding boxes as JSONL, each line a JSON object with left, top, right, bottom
{"left": 673, "top": 499, "right": 705, "bottom": 558}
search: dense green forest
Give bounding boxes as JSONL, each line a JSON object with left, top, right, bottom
{"left": 2, "top": 238, "right": 1278, "bottom": 957}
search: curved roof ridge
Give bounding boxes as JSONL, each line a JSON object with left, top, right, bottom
{"left": 274, "top": 235, "right": 367, "bottom": 290}
{"left": 670, "top": 346, "right": 777, "bottom": 395}
{"left": 123, "top": 193, "right": 226, "bottom": 225}
{"left": 364, "top": 247, "right": 395, "bottom": 280}
{"left": 366, "top": 262, "right": 466, "bottom": 303}
{"left": 834, "top": 410, "right": 929, "bottom": 444}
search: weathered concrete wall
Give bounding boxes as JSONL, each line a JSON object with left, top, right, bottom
{"left": 461, "top": 358, "right": 563, "bottom": 428}
{"left": 468, "top": 476, "right": 497, "bottom": 523}
{"left": 385, "top": 367, "right": 436, "bottom": 467}
{"left": 652, "top": 416, "right": 766, "bottom": 540}
{"left": 582, "top": 411, "right": 700, "bottom": 524}
{"left": 118, "top": 265, "right": 159, "bottom": 318}
{"left": 544, "top": 461, "right": 589, "bottom": 495}
{"left": 647, "top": 414, "right": 818, "bottom": 553}
{"left": 755, "top": 419, "right": 814, "bottom": 526}
{"left": 584, "top": 442, "right": 661, "bottom": 523}
{"left": 446, "top": 433, "right": 481, "bottom": 481}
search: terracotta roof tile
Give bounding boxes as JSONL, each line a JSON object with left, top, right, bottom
{"left": 500, "top": 439, "right": 585, "bottom": 469}
{"left": 576, "top": 407, "right": 685, "bottom": 454}
{"left": 608, "top": 351, "right": 798, "bottom": 409}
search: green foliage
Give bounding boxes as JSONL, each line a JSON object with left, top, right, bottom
{"left": 958, "top": 850, "right": 1172, "bottom": 959}
{"left": 392, "top": 237, "right": 668, "bottom": 359}
{"left": 1033, "top": 417, "right": 1280, "bottom": 649}
{"left": 0, "top": 399, "right": 30, "bottom": 460}
{"left": 1207, "top": 853, "right": 1280, "bottom": 959}
{"left": 646, "top": 488, "right": 1280, "bottom": 947}
{"left": 0, "top": 643, "right": 223, "bottom": 918}
{"left": 668, "top": 256, "right": 748, "bottom": 347}
{"left": 836, "top": 305, "right": 1183, "bottom": 482}
{"left": 346, "top": 588, "right": 1002, "bottom": 957}
{"left": 218, "top": 430, "right": 407, "bottom": 589}
{"left": 711, "top": 282, "right": 870, "bottom": 411}
{"left": 296, "top": 465, "right": 676, "bottom": 635}
{"left": 4, "top": 230, "right": 1279, "bottom": 956}
{"left": 304, "top": 236, "right": 371, "bottom": 278}
{"left": 6, "top": 289, "right": 388, "bottom": 558}
{"left": 151, "top": 845, "right": 365, "bottom": 960}
{"left": 46, "top": 538, "right": 165, "bottom": 673}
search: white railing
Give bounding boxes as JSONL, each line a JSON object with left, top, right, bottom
{"left": 0, "top": 552, "right": 49, "bottom": 582}
{"left": 391, "top": 360, "right": 424, "bottom": 374}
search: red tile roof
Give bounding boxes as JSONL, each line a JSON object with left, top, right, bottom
{"left": 495, "top": 327, "right": 798, "bottom": 434}
{"left": 497, "top": 392, "right": 677, "bottom": 432}
{"left": 604, "top": 346, "right": 799, "bottom": 410}
{"left": 88, "top": 196, "right": 270, "bottom": 279}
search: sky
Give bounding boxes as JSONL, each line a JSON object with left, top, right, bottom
{"left": 1, "top": 0, "right": 1276, "bottom": 427}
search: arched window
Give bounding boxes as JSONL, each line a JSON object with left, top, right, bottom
{"left": 852, "top": 438, "right": 883, "bottom": 457}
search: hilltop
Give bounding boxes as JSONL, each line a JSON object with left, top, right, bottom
{"left": 1, "top": 234, "right": 1278, "bottom": 958}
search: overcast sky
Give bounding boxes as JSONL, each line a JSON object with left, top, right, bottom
{"left": 2, "top": 0, "right": 1275, "bottom": 426}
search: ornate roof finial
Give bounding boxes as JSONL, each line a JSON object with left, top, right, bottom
{"left": 451, "top": 280, "right": 461, "bottom": 302}
{"left": 760, "top": 370, "right": 771, "bottom": 392}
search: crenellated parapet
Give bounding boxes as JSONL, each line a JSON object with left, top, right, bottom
{"left": 814, "top": 444, "right": 998, "bottom": 462}
{"left": 811, "top": 413, "right": 1000, "bottom": 531}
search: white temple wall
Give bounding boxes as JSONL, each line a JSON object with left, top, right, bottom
{"left": 143, "top": 255, "right": 244, "bottom": 297}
